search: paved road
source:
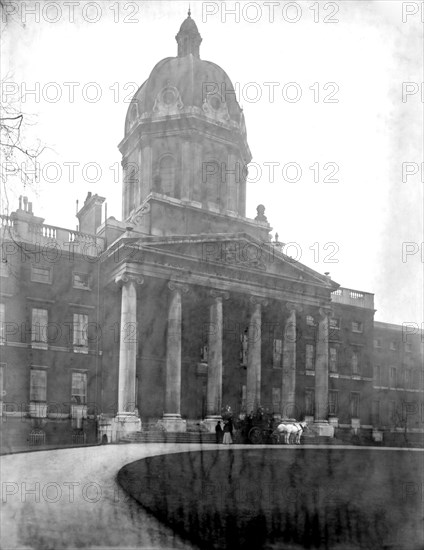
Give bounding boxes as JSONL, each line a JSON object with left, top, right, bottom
{"left": 2, "top": 444, "right": 422, "bottom": 549}
{"left": 1, "top": 443, "right": 221, "bottom": 550}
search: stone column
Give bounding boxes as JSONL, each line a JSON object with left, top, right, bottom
{"left": 204, "top": 289, "right": 230, "bottom": 431}
{"left": 246, "top": 296, "right": 268, "bottom": 413}
{"left": 162, "top": 281, "right": 189, "bottom": 432}
{"left": 112, "top": 274, "right": 143, "bottom": 441}
{"left": 281, "top": 303, "right": 301, "bottom": 419}
{"left": 314, "top": 307, "right": 334, "bottom": 436}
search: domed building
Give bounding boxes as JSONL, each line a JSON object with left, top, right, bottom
{"left": 7, "top": 13, "right": 418, "bottom": 452}
{"left": 96, "top": 12, "right": 342, "bottom": 439}
{"left": 118, "top": 10, "right": 264, "bottom": 239}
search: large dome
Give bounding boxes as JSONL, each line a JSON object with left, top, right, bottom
{"left": 124, "top": 14, "right": 245, "bottom": 136}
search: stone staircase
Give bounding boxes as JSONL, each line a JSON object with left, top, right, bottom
{"left": 119, "top": 431, "right": 216, "bottom": 444}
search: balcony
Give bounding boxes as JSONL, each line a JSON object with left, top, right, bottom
{"left": 331, "top": 287, "right": 374, "bottom": 310}
{"left": 1, "top": 214, "right": 105, "bottom": 257}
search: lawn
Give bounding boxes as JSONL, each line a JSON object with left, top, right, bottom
{"left": 118, "top": 448, "right": 423, "bottom": 549}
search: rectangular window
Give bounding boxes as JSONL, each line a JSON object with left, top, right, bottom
{"left": 389, "top": 367, "right": 397, "bottom": 386}
{"left": 31, "top": 308, "right": 48, "bottom": 344}
{"left": 272, "top": 387, "right": 281, "bottom": 412}
{"left": 352, "top": 321, "right": 363, "bottom": 333}
{"left": 404, "top": 369, "right": 412, "bottom": 388}
{"left": 0, "top": 262, "right": 8, "bottom": 277}
{"left": 390, "top": 341, "right": 397, "bottom": 351}
{"left": 374, "top": 338, "right": 381, "bottom": 349}
{"left": 73, "top": 313, "right": 88, "bottom": 350}
{"left": 273, "top": 339, "right": 282, "bottom": 368}
{"left": 305, "top": 389, "right": 315, "bottom": 416}
{"left": 405, "top": 342, "right": 412, "bottom": 353}
{"left": 0, "top": 363, "right": 5, "bottom": 402}
{"left": 73, "top": 272, "right": 91, "bottom": 290}
{"left": 30, "top": 369, "right": 47, "bottom": 402}
{"left": 372, "top": 400, "right": 380, "bottom": 424}
{"left": 305, "top": 344, "right": 315, "bottom": 370}
{"left": 71, "top": 372, "right": 87, "bottom": 405}
{"left": 0, "top": 303, "right": 4, "bottom": 342}
{"left": 329, "top": 318, "right": 340, "bottom": 331}
{"left": 373, "top": 365, "right": 381, "bottom": 386}
{"left": 351, "top": 350, "right": 360, "bottom": 374}
{"left": 306, "top": 315, "right": 315, "bottom": 326}
{"left": 31, "top": 265, "right": 51, "bottom": 284}
{"left": 328, "top": 390, "right": 338, "bottom": 415}
{"left": 350, "top": 392, "right": 360, "bottom": 418}
{"left": 389, "top": 401, "right": 397, "bottom": 422}
{"left": 329, "top": 347, "right": 338, "bottom": 372}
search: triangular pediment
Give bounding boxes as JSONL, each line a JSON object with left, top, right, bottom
{"left": 132, "top": 232, "right": 338, "bottom": 290}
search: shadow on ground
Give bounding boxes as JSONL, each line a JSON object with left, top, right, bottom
{"left": 118, "top": 448, "right": 423, "bottom": 550}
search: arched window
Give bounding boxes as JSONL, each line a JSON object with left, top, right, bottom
{"left": 204, "top": 160, "right": 221, "bottom": 206}
{"left": 158, "top": 154, "right": 176, "bottom": 196}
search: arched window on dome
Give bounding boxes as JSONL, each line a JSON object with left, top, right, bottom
{"left": 156, "top": 154, "right": 176, "bottom": 197}
{"left": 203, "top": 159, "right": 221, "bottom": 207}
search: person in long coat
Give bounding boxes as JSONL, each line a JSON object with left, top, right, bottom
{"left": 215, "top": 421, "right": 223, "bottom": 443}
{"left": 223, "top": 421, "right": 232, "bottom": 444}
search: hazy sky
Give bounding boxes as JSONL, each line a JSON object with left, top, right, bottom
{"left": 2, "top": 0, "right": 423, "bottom": 326}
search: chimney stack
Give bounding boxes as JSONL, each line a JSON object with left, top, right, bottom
{"left": 76, "top": 192, "right": 106, "bottom": 235}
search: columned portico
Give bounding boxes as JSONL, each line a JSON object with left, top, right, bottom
{"left": 114, "top": 274, "right": 143, "bottom": 439}
{"left": 281, "top": 303, "right": 300, "bottom": 419}
{"left": 314, "top": 307, "right": 334, "bottom": 436}
{"left": 246, "top": 296, "right": 268, "bottom": 412}
{"left": 203, "top": 289, "right": 229, "bottom": 431}
{"left": 162, "top": 281, "right": 189, "bottom": 432}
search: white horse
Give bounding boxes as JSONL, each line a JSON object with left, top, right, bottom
{"left": 274, "top": 421, "right": 307, "bottom": 445}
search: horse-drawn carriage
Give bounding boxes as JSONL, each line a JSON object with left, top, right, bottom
{"left": 233, "top": 409, "right": 308, "bottom": 445}
{"left": 235, "top": 410, "right": 278, "bottom": 444}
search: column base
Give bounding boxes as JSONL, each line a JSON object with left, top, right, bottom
{"left": 202, "top": 416, "right": 223, "bottom": 433}
{"left": 313, "top": 421, "right": 335, "bottom": 438}
{"left": 98, "top": 413, "right": 141, "bottom": 443}
{"left": 161, "top": 414, "right": 187, "bottom": 433}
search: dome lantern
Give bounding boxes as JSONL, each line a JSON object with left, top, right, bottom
{"left": 176, "top": 10, "right": 202, "bottom": 58}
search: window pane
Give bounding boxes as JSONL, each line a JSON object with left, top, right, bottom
{"left": 31, "top": 266, "right": 51, "bottom": 283}
{"left": 71, "top": 372, "right": 87, "bottom": 404}
{"left": 31, "top": 308, "right": 48, "bottom": 342}
{"left": 306, "top": 344, "right": 314, "bottom": 369}
{"left": 329, "top": 347, "right": 337, "bottom": 372}
{"left": 273, "top": 339, "right": 282, "bottom": 368}
{"left": 0, "top": 303, "right": 4, "bottom": 341}
{"left": 30, "top": 370, "right": 47, "bottom": 402}
{"left": 73, "top": 314, "right": 88, "bottom": 348}
{"left": 73, "top": 273, "right": 90, "bottom": 289}
{"left": 329, "top": 391, "right": 338, "bottom": 414}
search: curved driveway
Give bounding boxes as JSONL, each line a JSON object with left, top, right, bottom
{"left": 2, "top": 444, "right": 422, "bottom": 549}
{"left": 1, "top": 443, "right": 222, "bottom": 550}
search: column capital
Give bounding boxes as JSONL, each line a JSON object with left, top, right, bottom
{"left": 210, "top": 289, "right": 230, "bottom": 301}
{"left": 167, "top": 281, "right": 190, "bottom": 294}
{"left": 115, "top": 274, "right": 144, "bottom": 287}
{"left": 284, "top": 302, "right": 303, "bottom": 314}
{"left": 318, "top": 306, "right": 332, "bottom": 320}
{"left": 249, "top": 295, "right": 268, "bottom": 307}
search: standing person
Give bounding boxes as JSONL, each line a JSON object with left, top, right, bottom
{"left": 215, "top": 420, "right": 223, "bottom": 443}
{"left": 223, "top": 421, "right": 232, "bottom": 445}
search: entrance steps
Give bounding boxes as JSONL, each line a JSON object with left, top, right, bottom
{"left": 119, "top": 431, "right": 217, "bottom": 444}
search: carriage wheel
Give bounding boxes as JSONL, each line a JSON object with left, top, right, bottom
{"left": 248, "top": 427, "right": 262, "bottom": 444}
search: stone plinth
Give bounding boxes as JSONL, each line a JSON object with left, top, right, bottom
{"left": 97, "top": 413, "right": 141, "bottom": 443}
{"left": 161, "top": 414, "right": 187, "bottom": 433}
{"left": 313, "top": 421, "right": 335, "bottom": 437}
{"left": 202, "top": 416, "right": 223, "bottom": 433}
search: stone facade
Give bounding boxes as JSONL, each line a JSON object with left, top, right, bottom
{"left": 0, "top": 14, "right": 422, "bottom": 447}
